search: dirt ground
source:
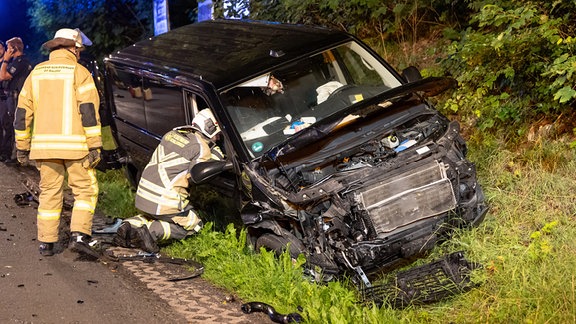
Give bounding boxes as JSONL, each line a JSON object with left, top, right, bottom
{"left": 0, "top": 162, "right": 268, "bottom": 324}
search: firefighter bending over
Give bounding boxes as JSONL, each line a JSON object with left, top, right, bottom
{"left": 114, "top": 109, "right": 224, "bottom": 252}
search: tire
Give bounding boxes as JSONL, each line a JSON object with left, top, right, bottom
{"left": 255, "top": 229, "right": 305, "bottom": 259}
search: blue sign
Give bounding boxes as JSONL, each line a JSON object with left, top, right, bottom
{"left": 198, "top": 0, "right": 213, "bottom": 22}
{"left": 154, "top": 0, "right": 169, "bottom": 35}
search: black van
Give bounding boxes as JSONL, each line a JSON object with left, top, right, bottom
{"left": 102, "top": 19, "right": 487, "bottom": 285}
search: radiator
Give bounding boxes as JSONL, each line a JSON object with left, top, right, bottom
{"left": 354, "top": 161, "right": 456, "bottom": 237}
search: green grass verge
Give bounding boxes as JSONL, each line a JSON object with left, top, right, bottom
{"left": 96, "top": 135, "right": 576, "bottom": 323}
{"left": 96, "top": 168, "right": 138, "bottom": 219}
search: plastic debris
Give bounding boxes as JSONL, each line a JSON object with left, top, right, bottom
{"left": 241, "top": 302, "right": 303, "bottom": 323}
{"left": 362, "top": 251, "right": 481, "bottom": 308}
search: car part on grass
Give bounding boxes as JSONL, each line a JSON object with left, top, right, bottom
{"left": 104, "top": 248, "right": 205, "bottom": 281}
{"left": 241, "top": 302, "right": 303, "bottom": 323}
{"left": 361, "top": 251, "right": 481, "bottom": 308}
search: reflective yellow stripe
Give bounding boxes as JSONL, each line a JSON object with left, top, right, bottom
{"left": 38, "top": 209, "right": 61, "bottom": 220}
{"left": 74, "top": 200, "right": 95, "bottom": 213}
{"left": 31, "top": 142, "right": 88, "bottom": 151}
{"left": 84, "top": 126, "right": 101, "bottom": 137}
{"left": 161, "top": 157, "right": 189, "bottom": 169}
{"left": 78, "top": 82, "right": 96, "bottom": 94}
{"left": 138, "top": 178, "right": 180, "bottom": 200}
{"left": 88, "top": 168, "right": 98, "bottom": 200}
{"left": 183, "top": 210, "right": 199, "bottom": 230}
{"left": 160, "top": 222, "right": 171, "bottom": 240}
{"left": 137, "top": 187, "right": 181, "bottom": 208}
{"left": 63, "top": 77, "right": 74, "bottom": 134}
{"left": 15, "top": 129, "right": 31, "bottom": 140}
{"left": 33, "top": 134, "right": 87, "bottom": 142}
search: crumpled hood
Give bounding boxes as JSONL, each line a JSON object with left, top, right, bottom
{"left": 263, "top": 76, "right": 457, "bottom": 160}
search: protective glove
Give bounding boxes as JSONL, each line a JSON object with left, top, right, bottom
{"left": 16, "top": 150, "right": 30, "bottom": 165}
{"left": 85, "top": 148, "right": 101, "bottom": 169}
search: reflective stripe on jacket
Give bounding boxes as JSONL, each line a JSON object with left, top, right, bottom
{"left": 135, "top": 129, "right": 212, "bottom": 216}
{"left": 14, "top": 49, "right": 101, "bottom": 159}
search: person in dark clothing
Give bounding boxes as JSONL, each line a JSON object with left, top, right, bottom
{"left": 0, "top": 40, "right": 8, "bottom": 159}
{"left": 0, "top": 37, "right": 32, "bottom": 163}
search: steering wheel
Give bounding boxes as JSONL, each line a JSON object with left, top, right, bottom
{"left": 326, "top": 84, "right": 355, "bottom": 100}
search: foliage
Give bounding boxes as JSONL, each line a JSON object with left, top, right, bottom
{"left": 168, "top": 0, "right": 201, "bottom": 27}
{"left": 26, "top": 0, "right": 153, "bottom": 60}
{"left": 96, "top": 169, "right": 138, "bottom": 219}
{"left": 211, "top": 0, "right": 473, "bottom": 64}
{"left": 440, "top": 1, "right": 576, "bottom": 136}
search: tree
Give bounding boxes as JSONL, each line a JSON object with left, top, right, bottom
{"left": 26, "top": 0, "right": 154, "bottom": 60}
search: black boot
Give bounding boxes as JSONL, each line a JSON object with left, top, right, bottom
{"left": 113, "top": 222, "right": 159, "bottom": 253}
{"left": 132, "top": 226, "right": 160, "bottom": 253}
{"left": 70, "top": 232, "right": 100, "bottom": 259}
{"left": 39, "top": 242, "right": 54, "bottom": 256}
{"left": 113, "top": 222, "right": 132, "bottom": 248}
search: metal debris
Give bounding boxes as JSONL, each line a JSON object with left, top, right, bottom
{"left": 241, "top": 302, "right": 303, "bottom": 323}
{"left": 14, "top": 192, "right": 35, "bottom": 206}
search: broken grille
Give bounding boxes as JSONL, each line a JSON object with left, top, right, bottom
{"left": 354, "top": 160, "right": 456, "bottom": 237}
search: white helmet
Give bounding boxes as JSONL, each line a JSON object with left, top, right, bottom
{"left": 192, "top": 109, "right": 221, "bottom": 139}
{"left": 42, "top": 28, "right": 92, "bottom": 51}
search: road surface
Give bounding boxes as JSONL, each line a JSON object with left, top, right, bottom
{"left": 0, "top": 162, "right": 267, "bottom": 324}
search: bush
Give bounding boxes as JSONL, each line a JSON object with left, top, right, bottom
{"left": 439, "top": 2, "right": 576, "bottom": 137}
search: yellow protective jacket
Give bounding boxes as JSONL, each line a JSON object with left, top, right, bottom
{"left": 135, "top": 128, "right": 213, "bottom": 216}
{"left": 14, "top": 49, "right": 101, "bottom": 160}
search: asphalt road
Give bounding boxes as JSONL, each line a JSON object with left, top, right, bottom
{"left": 0, "top": 162, "right": 267, "bottom": 324}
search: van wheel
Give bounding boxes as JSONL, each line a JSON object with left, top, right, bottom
{"left": 255, "top": 229, "right": 305, "bottom": 259}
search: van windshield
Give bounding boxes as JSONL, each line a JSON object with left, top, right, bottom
{"left": 221, "top": 41, "right": 402, "bottom": 158}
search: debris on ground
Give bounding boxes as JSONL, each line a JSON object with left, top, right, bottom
{"left": 104, "top": 247, "right": 205, "bottom": 281}
{"left": 362, "top": 251, "right": 481, "bottom": 308}
{"left": 241, "top": 302, "right": 303, "bottom": 323}
{"left": 14, "top": 192, "right": 35, "bottom": 206}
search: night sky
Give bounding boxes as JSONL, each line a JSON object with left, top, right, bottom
{"left": 0, "top": 0, "right": 46, "bottom": 63}
{"left": 0, "top": 0, "right": 34, "bottom": 43}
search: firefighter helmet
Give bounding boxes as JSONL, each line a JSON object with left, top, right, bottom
{"left": 192, "top": 109, "right": 221, "bottom": 139}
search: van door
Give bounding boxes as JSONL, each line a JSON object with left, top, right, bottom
{"left": 184, "top": 90, "right": 243, "bottom": 228}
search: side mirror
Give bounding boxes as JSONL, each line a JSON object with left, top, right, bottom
{"left": 401, "top": 66, "right": 422, "bottom": 83}
{"left": 190, "top": 160, "right": 233, "bottom": 184}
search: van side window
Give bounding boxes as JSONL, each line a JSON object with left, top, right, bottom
{"left": 185, "top": 91, "right": 209, "bottom": 119}
{"left": 144, "top": 77, "right": 186, "bottom": 137}
{"left": 110, "top": 68, "right": 146, "bottom": 129}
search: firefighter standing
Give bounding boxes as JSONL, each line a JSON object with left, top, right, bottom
{"left": 114, "top": 109, "right": 224, "bottom": 252}
{"left": 14, "top": 28, "right": 102, "bottom": 257}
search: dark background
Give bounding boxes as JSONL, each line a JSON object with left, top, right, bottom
{"left": 0, "top": 0, "right": 35, "bottom": 48}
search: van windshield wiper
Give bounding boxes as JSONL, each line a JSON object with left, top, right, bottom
{"left": 262, "top": 76, "right": 457, "bottom": 161}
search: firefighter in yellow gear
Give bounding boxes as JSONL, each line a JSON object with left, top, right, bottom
{"left": 114, "top": 109, "right": 224, "bottom": 252}
{"left": 14, "top": 28, "right": 101, "bottom": 257}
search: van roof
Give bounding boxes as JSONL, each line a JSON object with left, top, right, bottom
{"left": 105, "top": 19, "right": 351, "bottom": 90}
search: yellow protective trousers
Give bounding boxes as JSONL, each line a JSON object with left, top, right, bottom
{"left": 36, "top": 159, "right": 98, "bottom": 243}
{"left": 125, "top": 209, "right": 202, "bottom": 242}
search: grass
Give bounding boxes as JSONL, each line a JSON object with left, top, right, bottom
{"left": 96, "top": 132, "right": 576, "bottom": 323}
{"left": 96, "top": 168, "right": 138, "bottom": 219}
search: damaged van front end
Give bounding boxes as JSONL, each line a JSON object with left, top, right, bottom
{"left": 236, "top": 78, "right": 487, "bottom": 284}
